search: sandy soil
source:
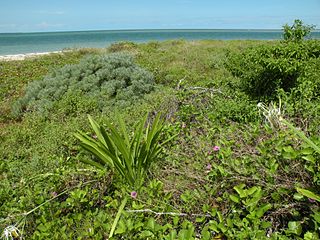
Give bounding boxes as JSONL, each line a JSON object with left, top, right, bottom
{"left": 0, "top": 51, "right": 64, "bottom": 61}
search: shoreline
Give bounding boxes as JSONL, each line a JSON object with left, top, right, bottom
{"left": 0, "top": 51, "right": 65, "bottom": 61}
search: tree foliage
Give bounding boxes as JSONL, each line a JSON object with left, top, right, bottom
{"left": 283, "top": 19, "right": 315, "bottom": 42}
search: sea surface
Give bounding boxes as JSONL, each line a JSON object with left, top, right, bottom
{"left": 1, "top": 29, "right": 320, "bottom": 55}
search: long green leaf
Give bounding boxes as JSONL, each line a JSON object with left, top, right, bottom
{"left": 282, "top": 119, "right": 320, "bottom": 154}
{"left": 104, "top": 121, "right": 131, "bottom": 162}
{"left": 134, "top": 116, "right": 148, "bottom": 177}
{"left": 88, "top": 115, "right": 107, "bottom": 146}
{"left": 117, "top": 113, "right": 130, "bottom": 147}
{"left": 74, "top": 132, "right": 113, "bottom": 166}
{"left": 109, "top": 196, "right": 128, "bottom": 239}
{"left": 100, "top": 127, "right": 117, "bottom": 159}
{"left": 296, "top": 187, "right": 320, "bottom": 202}
{"left": 78, "top": 158, "right": 105, "bottom": 170}
{"left": 95, "top": 119, "right": 133, "bottom": 180}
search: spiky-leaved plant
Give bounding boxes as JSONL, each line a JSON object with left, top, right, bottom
{"left": 75, "top": 113, "right": 168, "bottom": 189}
{"left": 75, "top": 113, "right": 171, "bottom": 238}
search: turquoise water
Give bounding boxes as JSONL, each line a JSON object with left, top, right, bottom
{"left": 1, "top": 29, "right": 319, "bottom": 55}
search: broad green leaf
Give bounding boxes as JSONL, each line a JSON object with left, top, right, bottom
{"left": 229, "top": 194, "right": 240, "bottom": 203}
{"left": 167, "top": 230, "right": 177, "bottom": 240}
{"left": 247, "top": 186, "right": 258, "bottom": 196}
{"left": 300, "top": 148, "right": 314, "bottom": 155}
{"left": 256, "top": 203, "right": 272, "bottom": 218}
{"left": 208, "top": 220, "right": 219, "bottom": 232}
{"left": 304, "top": 232, "right": 317, "bottom": 240}
{"left": 288, "top": 221, "right": 302, "bottom": 235}
{"left": 234, "top": 184, "right": 246, "bottom": 198}
{"left": 283, "top": 146, "right": 295, "bottom": 153}
{"left": 140, "top": 230, "right": 154, "bottom": 238}
{"left": 293, "top": 193, "right": 305, "bottom": 201}
{"left": 146, "top": 217, "right": 156, "bottom": 231}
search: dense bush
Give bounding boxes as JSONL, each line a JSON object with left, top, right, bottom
{"left": 13, "top": 53, "right": 155, "bottom": 116}
{"left": 283, "top": 19, "right": 315, "bottom": 42}
{"left": 227, "top": 40, "right": 320, "bottom": 100}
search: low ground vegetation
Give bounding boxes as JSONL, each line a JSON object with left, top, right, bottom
{"left": 1, "top": 24, "right": 320, "bottom": 239}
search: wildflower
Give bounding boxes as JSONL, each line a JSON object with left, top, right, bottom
{"left": 130, "top": 191, "right": 137, "bottom": 199}
{"left": 2, "top": 226, "right": 21, "bottom": 239}
{"left": 92, "top": 134, "right": 98, "bottom": 139}
{"left": 308, "top": 198, "right": 316, "bottom": 203}
{"left": 213, "top": 146, "right": 220, "bottom": 152}
{"left": 51, "top": 192, "right": 58, "bottom": 197}
{"left": 206, "top": 164, "right": 212, "bottom": 170}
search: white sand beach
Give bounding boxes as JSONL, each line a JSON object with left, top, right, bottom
{"left": 0, "top": 51, "right": 64, "bottom": 61}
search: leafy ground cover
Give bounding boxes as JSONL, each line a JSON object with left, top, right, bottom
{"left": 0, "top": 36, "right": 319, "bottom": 239}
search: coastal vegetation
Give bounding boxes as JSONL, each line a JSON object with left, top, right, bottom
{"left": 1, "top": 21, "right": 320, "bottom": 239}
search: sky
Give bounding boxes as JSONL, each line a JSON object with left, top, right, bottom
{"left": 0, "top": 0, "right": 319, "bottom": 33}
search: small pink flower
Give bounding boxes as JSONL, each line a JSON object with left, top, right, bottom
{"left": 206, "top": 164, "right": 212, "bottom": 170}
{"left": 92, "top": 134, "right": 98, "bottom": 139}
{"left": 51, "top": 192, "right": 58, "bottom": 197}
{"left": 213, "top": 146, "right": 220, "bottom": 152}
{"left": 308, "top": 198, "right": 316, "bottom": 203}
{"left": 130, "top": 191, "right": 137, "bottom": 199}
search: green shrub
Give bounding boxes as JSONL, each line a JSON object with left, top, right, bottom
{"left": 13, "top": 53, "right": 155, "bottom": 117}
{"left": 227, "top": 40, "right": 320, "bottom": 99}
{"left": 107, "top": 41, "right": 138, "bottom": 53}
{"left": 283, "top": 19, "right": 315, "bottom": 42}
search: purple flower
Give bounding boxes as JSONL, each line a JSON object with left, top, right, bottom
{"left": 206, "top": 164, "right": 212, "bottom": 170}
{"left": 131, "top": 191, "right": 137, "bottom": 199}
{"left": 308, "top": 198, "right": 316, "bottom": 203}
{"left": 213, "top": 146, "right": 220, "bottom": 152}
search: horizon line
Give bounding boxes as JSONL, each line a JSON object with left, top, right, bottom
{"left": 1, "top": 28, "right": 320, "bottom": 35}
{"left": 0, "top": 28, "right": 289, "bottom": 34}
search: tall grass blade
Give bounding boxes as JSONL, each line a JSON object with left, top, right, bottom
{"left": 108, "top": 196, "right": 128, "bottom": 239}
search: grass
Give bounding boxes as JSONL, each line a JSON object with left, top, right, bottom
{"left": 0, "top": 39, "right": 319, "bottom": 239}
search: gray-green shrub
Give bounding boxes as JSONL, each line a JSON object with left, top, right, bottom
{"left": 13, "top": 53, "right": 155, "bottom": 116}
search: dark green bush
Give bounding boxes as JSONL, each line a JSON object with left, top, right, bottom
{"left": 13, "top": 53, "right": 155, "bottom": 116}
{"left": 227, "top": 40, "right": 320, "bottom": 100}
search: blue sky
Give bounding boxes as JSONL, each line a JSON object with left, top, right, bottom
{"left": 0, "top": 0, "right": 319, "bottom": 32}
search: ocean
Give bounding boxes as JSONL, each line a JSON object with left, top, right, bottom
{"left": 1, "top": 29, "right": 320, "bottom": 55}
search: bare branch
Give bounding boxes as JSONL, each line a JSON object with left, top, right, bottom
{"left": 126, "top": 209, "right": 211, "bottom": 217}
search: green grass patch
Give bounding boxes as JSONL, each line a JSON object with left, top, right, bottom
{"left": 1, "top": 39, "right": 319, "bottom": 239}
